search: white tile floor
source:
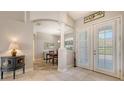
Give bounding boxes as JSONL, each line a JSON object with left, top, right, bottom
{"left": 1, "top": 61, "right": 120, "bottom": 81}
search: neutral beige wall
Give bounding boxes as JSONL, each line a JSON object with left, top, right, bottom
{"left": 66, "top": 15, "right": 75, "bottom": 27}
{"left": 0, "top": 11, "right": 24, "bottom": 22}
{"left": 0, "top": 12, "right": 33, "bottom": 70}
{"left": 30, "top": 11, "right": 59, "bottom": 21}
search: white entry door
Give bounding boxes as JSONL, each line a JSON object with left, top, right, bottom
{"left": 93, "top": 18, "right": 121, "bottom": 78}
{"left": 76, "top": 17, "right": 121, "bottom": 78}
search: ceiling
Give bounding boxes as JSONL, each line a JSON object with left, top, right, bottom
{"left": 32, "top": 11, "right": 93, "bottom": 36}
{"left": 30, "top": 11, "right": 93, "bottom": 21}
{"left": 68, "top": 11, "right": 93, "bottom": 20}
{"left": 34, "top": 21, "right": 74, "bottom": 36}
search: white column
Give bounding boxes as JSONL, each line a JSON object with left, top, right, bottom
{"left": 24, "top": 11, "right": 27, "bottom": 24}
{"left": 60, "top": 23, "right": 65, "bottom": 48}
{"left": 58, "top": 12, "right": 67, "bottom": 49}
{"left": 58, "top": 12, "right": 75, "bottom": 72}
{"left": 58, "top": 12, "right": 67, "bottom": 72}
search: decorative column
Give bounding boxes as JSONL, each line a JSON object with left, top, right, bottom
{"left": 24, "top": 11, "right": 27, "bottom": 24}
{"left": 60, "top": 23, "right": 65, "bottom": 48}
{"left": 58, "top": 12, "right": 67, "bottom": 72}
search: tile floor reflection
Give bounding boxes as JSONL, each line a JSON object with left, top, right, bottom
{"left": 1, "top": 60, "right": 120, "bottom": 81}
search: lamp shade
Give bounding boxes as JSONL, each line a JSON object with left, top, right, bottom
{"left": 9, "top": 41, "right": 20, "bottom": 50}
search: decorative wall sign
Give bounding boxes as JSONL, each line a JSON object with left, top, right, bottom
{"left": 84, "top": 11, "right": 105, "bottom": 23}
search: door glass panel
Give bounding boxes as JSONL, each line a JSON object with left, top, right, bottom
{"left": 98, "top": 55, "right": 104, "bottom": 68}
{"left": 105, "top": 55, "right": 113, "bottom": 70}
{"left": 80, "top": 41, "right": 87, "bottom": 47}
{"left": 104, "top": 29, "right": 113, "bottom": 70}
{"left": 97, "top": 25, "right": 113, "bottom": 71}
{"left": 99, "top": 32, "right": 104, "bottom": 39}
{"left": 79, "top": 31, "right": 88, "bottom": 65}
{"left": 105, "top": 31, "right": 112, "bottom": 39}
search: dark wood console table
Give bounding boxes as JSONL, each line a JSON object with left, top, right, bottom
{"left": 0, "top": 55, "right": 25, "bottom": 79}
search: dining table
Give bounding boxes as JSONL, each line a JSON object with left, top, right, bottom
{"left": 46, "top": 52, "right": 58, "bottom": 65}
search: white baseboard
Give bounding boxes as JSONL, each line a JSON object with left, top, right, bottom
{"left": 67, "top": 64, "right": 74, "bottom": 68}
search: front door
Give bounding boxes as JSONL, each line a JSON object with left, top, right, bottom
{"left": 76, "top": 17, "right": 121, "bottom": 78}
{"left": 93, "top": 18, "right": 121, "bottom": 78}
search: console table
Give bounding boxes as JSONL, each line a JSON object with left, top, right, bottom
{"left": 0, "top": 55, "right": 25, "bottom": 79}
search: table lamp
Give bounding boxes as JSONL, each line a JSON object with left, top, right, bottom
{"left": 9, "top": 41, "right": 20, "bottom": 56}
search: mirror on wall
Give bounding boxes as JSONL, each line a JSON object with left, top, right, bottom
{"left": 65, "top": 37, "right": 74, "bottom": 50}
{"left": 64, "top": 26, "right": 74, "bottom": 50}
{"left": 44, "top": 42, "right": 56, "bottom": 50}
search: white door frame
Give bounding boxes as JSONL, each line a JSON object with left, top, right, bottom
{"left": 92, "top": 16, "right": 122, "bottom": 78}
{"left": 76, "top": 15, "right": 122, "bottom": 79}
{"left": 94, "top": 19, "right": 117, "bottom": 77}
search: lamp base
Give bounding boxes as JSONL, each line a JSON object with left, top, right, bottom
{"left": 11, "top": 49, "right": 17, "bottom": 56}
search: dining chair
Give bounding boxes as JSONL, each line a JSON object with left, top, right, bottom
{"left": 53, "top": 50, "right": 58, "bottom": 65}
{"left": 45, "top": 51, "right": 54, "bottom": 63}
